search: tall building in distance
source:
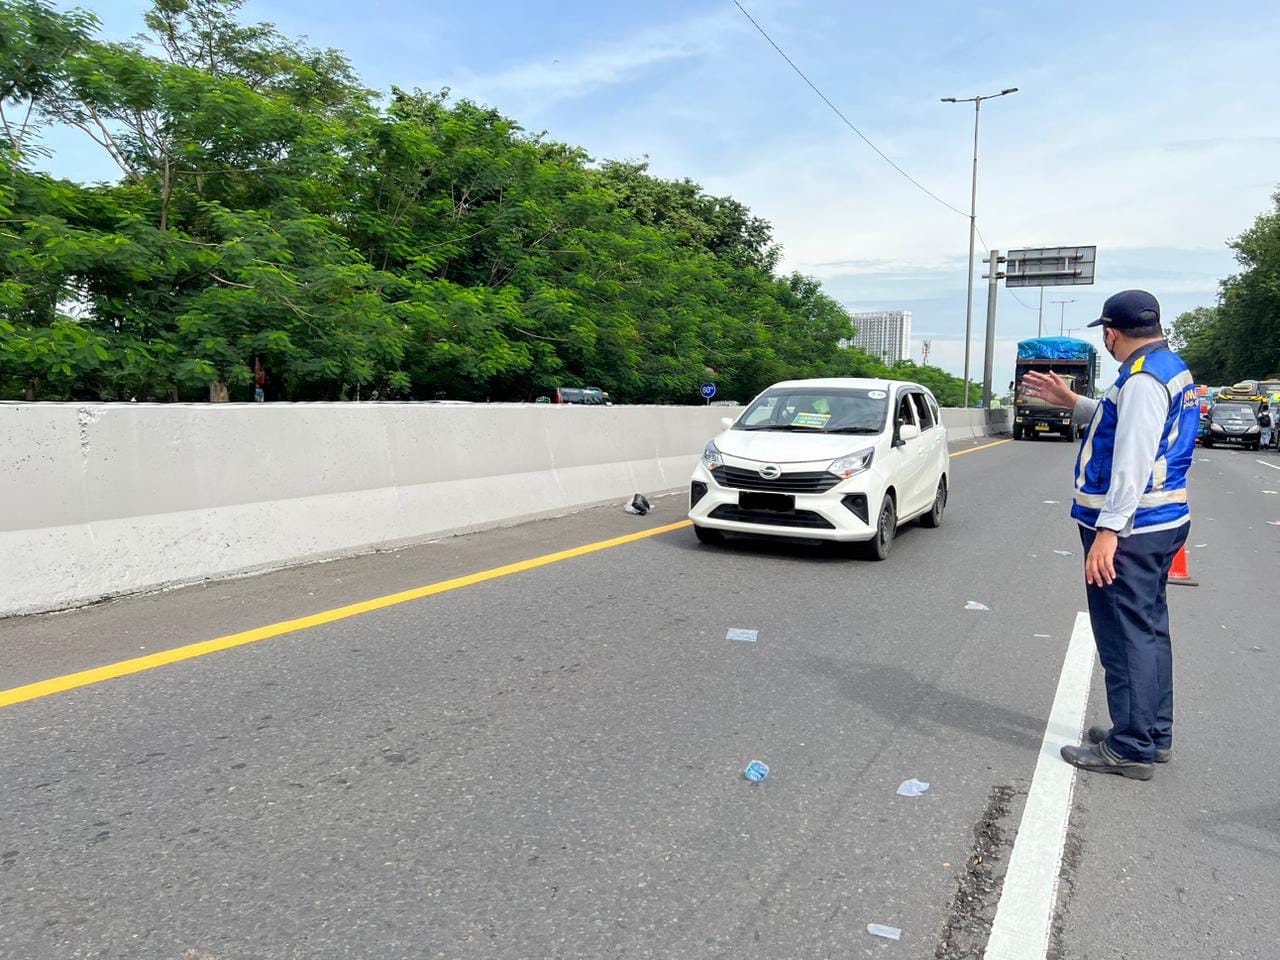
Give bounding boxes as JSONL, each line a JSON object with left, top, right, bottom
{"left": 841, "top": 310, "right": 912, "bottom": 364}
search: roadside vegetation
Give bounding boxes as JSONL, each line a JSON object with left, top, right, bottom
{"left": 0, "top": 0, "right": 979, "bottom": 405}
{"left": 1170, "top": 190, "right": 1280, "bottom": 385}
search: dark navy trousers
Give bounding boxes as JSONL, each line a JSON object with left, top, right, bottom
{"left": 1078, "top": 522, "right": 1189, "bottom": 764}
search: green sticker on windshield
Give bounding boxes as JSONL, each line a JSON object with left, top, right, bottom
{"left": 791, "top": 411, "right": 831, "bottom": 428}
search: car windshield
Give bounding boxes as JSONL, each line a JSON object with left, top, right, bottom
{"left": 734, "top": 387, "right": 889, "bottom": 433}
{"left": 1212, "top": 404, "right": 1255, "bottom": 423}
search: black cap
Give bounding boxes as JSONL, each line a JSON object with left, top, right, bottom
{"left": 1088, "top": 289, "right": 1161, "bottom": 329}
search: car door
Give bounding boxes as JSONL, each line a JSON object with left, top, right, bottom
{"left": 911, "top": 392, "right": 946, "bottom": 506}
{"left": 890, "top": 389, "right": 930, "bottom": 516}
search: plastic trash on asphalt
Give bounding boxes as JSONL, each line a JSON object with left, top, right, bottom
{"left": 867, "top": 923, "right": 903, "bottom": 941}
{"left": 1042, "top": 500, "right": 1060, "bottom": 504}
{"left": 1053, "top": 550, "right": 1074, "bottom": 557}
{"left": 726, "top": 628, "right": 758, "bottom": 642}
{"left": 623, "top": 493, "right": 652, "bottom": 515}
{"left": 1034, "top": 634, "right": 1051, "bottom": 638}
{"left": 744, "top": 761, "right": 769, "bottom": 782}
{"left": 964, "top": 601, "right": 990, "bottom": 611}
{"left": 896, "top": 778, "right": 930, "bottom": 797}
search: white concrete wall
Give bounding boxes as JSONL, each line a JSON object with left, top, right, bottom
{"left": 939, "top": 408, "right": 1012, "bottom": 440}
{"left": 0, "top": 402, "right": 736, "bottom": 617}
{"left": 0, "top": 401, "right": 1009, "bottom": 617}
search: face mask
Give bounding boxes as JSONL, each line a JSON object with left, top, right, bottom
{"left": 1104, "top": 329, "right": 1118, "bottom": 359}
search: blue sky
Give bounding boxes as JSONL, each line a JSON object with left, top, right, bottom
{"left": 42, "top": 0, "right": 1280, "bottom": 391}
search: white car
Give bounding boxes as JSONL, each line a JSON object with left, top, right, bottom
{"left": 688, "top": 378, "right": 949, "bottom": 559}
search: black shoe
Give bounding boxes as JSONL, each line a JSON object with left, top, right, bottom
{"left": 1060, "top": 742, "right": 1154, "bottom": 780}
{"left": 1087, "top": 725, "right": 1171, "bottom": 763}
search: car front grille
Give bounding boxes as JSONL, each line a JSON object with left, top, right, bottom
{"left": 714, "top": 466, "right": 839, "bottom": 494}
{"left": 708, "top": 504, "right": 835, "bottom": 529}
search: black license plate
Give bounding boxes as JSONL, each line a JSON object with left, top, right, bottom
{"left": 740, "top": 492, "right": 795, "bottom": 512}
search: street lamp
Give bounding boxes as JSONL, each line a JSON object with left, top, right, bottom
{"left": 1051, "top": 298, "right": 1077, "bottom": 336}
{"left": 941, "top": 87, "right": 1018, "bottom": 408}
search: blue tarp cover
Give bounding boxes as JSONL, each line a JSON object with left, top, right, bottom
{"left": 1017, "top": 337, "right": 1097, "bottom": 361}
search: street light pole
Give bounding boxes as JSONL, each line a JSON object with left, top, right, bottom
{"left": 942, "top": 87, "right": 1018, "bottom": 408}
{"left": 1051, "top": 298, "right": 1077, "bottom": 336}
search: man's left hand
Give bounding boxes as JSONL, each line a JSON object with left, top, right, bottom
{"left": 1086, "top": 529, "right": 1118, "bottom": 587}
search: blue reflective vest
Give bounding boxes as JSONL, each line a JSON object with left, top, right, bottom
{"left": 1071, "top": 341, "right": 1198, "bottom": 532}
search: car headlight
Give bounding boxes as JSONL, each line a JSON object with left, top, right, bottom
{"left": 702, "top": 441, "right": 723, "bottom": 470}
{"left": 1246, "top": 425, "right": 1260, "bottom": 433}
{"left": 828, "top": 448, "right": 874, "bottom": 479}
{"left": 1210, "top": 424, "right": 1224, "bottom": 432}
{"left": 1015, "top": 416, "right": 1023, "bottom": 422}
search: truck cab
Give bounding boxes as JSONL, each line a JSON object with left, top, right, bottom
{"left": 1012, "top": 337, "right": 1100, "bottom": 442}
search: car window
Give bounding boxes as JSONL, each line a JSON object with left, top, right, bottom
{"left": 927, "top": 393, "right": 941, "bottom": 424}
{"left": 743, "top": 396, "right": 778, "bottom": 425}
{"left": 896, "top": 393, "right": 917, "bottom": 428}
{"left": 911, "top": 393, "right": 935, "bottom": 429}
{"left": 734, "top": 387, "right": 888, "bottom": 433}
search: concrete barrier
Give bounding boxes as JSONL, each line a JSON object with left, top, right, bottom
{"left": 0, "top": 402, "right": 738, "bottom": 617}
{"left": 0, "top": 400, "right": 1008, "bottom": 617}
{"left": 939, "top": 407, "right": 1012, "bottom": 440}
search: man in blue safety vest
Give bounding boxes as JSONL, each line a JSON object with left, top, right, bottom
{"left": 1024, "top": 290, "right": 1198, "bottom": 781}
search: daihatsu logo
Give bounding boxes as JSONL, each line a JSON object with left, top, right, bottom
{"left": 759, "top": 464, "right": 782, "bottom": 480}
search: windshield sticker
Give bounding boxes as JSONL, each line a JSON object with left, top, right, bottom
{"left": 791, "top": 411, "right": 831, "bottom": 428}
{"left": 868, "top": 390, "right": 886, "bottom": 399}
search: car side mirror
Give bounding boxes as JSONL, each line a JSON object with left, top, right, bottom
{"left": 720, "top": 417, "right": 735, "bottom": 429}
{"left": 898, "top": 424, "right": 921, "bottom": 442}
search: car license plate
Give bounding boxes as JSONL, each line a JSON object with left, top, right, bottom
{"left": 1034, "top": 424, "right": 1050, "bottom": 431}
{"left": 740, "top": 492, "right": 795, "bottom": 512}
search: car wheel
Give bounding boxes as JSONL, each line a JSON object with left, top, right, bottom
{"left": 1202, "top": 439, "right": 1213, "bottom": 448}
{"left": 920, "top": 477, "right": 946, "bottom": 528}
{"left": 861, "top": 494, "right": 897, "bottom": 561}
{"left": 1013, "top": 425, "right": 1024, "bottom": 440}
{"left": 693, "top": 525, "right": 724, "bottom": 545}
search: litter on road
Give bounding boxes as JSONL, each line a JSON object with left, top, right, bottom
{"left": 726, "top": 628, "right": 758, "bottom": 642}
{"left": 1263, "top": 490, "right": 1278, "bottom": 495}
{"left": 623, "top": 493, "right": 652, "bottom": 515}
{"left": 867, "top": 923, "right": 903, "bottom": 941}
{"left": 743, "top": 761, "right": 769, "bottom": 782}
{"left": 1194, "top": 543, "right": 1208, "bottom": 548}
{"left": 1042, "top": 500, "right": 1060, "bottom": 504}
{"left": 1268, "top": 521, "right": 1280, "bottom": 527}
{"left": 1053, "top": 550, "right": 1074, "bottom": 557}
{"left": 964, "top": 601, "right": 990, "bottom": 611}
{"left": 1034, "top": 634, "right": 1052, "bottom": 638}
{"left": 896, "top": 778, "right": 930, "bottom": 797}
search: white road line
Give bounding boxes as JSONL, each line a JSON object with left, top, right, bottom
{"left": 984, "top": 611, "right": 1095, "bottom": 960}
{"left": 1257, "top": 459, "right": 1280, "bottom": 472}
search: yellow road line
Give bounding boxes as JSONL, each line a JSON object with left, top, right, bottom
{"left": 950, "top": 438, "right": 1013, "bottom": 457}
{"left": 3, "top": 436, "right": 1016, "bottom": 711}
{"left": 0, "top": 520, "right": 693, "bottom": 710}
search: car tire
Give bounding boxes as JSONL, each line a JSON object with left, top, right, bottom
{"left": 693, "top": 524, "right": 724, "bottom": 545}
{"left": 919, "top": 478, "right": 946, "bottom": 528}
{"left": 1013, "top": 425, "right": 1024, "bottom": 440}
{"left": 1202, "top": 439, "right": 1213, "bottom": 448}
{"left": 861, "top": 494, "right": 897, "bottom": 561}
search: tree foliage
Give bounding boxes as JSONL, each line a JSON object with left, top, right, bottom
{"left": 1172, "top": 191, "right": 1280, "bottom": 385}
{"left": 1, "top": 0, "right": 978, "bottom": 404}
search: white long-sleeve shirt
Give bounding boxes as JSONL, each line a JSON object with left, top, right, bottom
{"left": 1074, "top": 373, "right": 1176, "bottom": 536}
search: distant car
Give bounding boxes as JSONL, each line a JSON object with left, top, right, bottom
{"left": 529, "top": 386, "right": 605, "bottom": 405}
{"left": 1202, "top": 401, "right": 1262, "bottom": 449}
{"left": 688, "top": 378, "right": 949, "bottom": 560}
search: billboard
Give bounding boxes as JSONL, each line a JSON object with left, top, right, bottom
{"left": 1005, "top": 246, "right": 1096, "bottom": 288}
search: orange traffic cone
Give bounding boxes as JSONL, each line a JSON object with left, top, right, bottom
{"left": 1168, "top": 544, "right": 1198, "bottom": 587}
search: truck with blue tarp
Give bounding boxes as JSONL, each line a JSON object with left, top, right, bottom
{"left": 1012, "top": 337, "right": 1100, "bottom": 441}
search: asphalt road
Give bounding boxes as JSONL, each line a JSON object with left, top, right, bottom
{"left": 2, "top": 436, "right": 1277, "bottom": 960}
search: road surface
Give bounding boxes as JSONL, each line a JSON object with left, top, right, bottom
{"left": 2, "top": 437, "right": 1277, "bottom": 959}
